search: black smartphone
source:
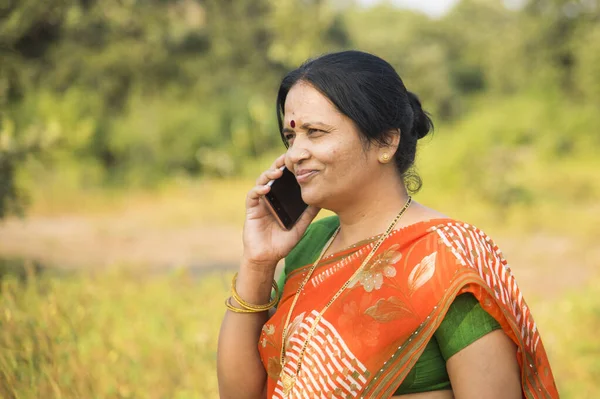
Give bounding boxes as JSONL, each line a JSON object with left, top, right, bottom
{"left": 263, "top": 166, "right": 308, "bottom": 230}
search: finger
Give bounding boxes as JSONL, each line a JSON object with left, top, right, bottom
{"left": 255, "top": 167, "right": 283, "bottom": 186}
{"left": 269, "top": 154, "right": 286, "bottom": 170}
{"left": 246, "top": 184, "right": 271, "bottom": 209}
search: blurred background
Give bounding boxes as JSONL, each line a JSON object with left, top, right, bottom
{"left": 0, "top": 0, "right": 598, "bottom": 397}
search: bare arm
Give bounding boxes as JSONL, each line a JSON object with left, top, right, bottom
{"left": 217, "top": 265, "right": 275, "bottom": 399}
{"left": 446, "top": 329, "right": 522, "bottom": 399}
{"left": 217, "top": 154, "right": 319, "bottom": 399}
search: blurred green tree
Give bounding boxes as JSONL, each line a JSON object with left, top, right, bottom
{"left": 0, "top": 0, "right": 598, "bottom": 218}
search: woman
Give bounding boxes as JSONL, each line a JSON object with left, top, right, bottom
{"left": 217, "top": 51, "right": 558, "bottom": 398}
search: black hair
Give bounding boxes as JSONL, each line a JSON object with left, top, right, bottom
{"left": 276, "top": 50, "right": 433, "bottom": 192}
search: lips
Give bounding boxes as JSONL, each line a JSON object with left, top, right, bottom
{"left": 295, "top": 169, "right": 319, "bottom": 184}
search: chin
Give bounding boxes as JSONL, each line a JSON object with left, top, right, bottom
{"left": 302, "top": 191, "right": 340, "bottom": 213}
{"left": 300, "top": 186, "right": 326, "bottom": 208}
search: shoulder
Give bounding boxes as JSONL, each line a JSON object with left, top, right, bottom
{"left": 427, "top": 220, "right": 502, "bottom": 253}
{"left": 425, "top": 220, "right": 508, "bottom": 269}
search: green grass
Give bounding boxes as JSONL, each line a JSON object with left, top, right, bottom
{"left": 0, "top": 268, "right": 598, "bottom": 398}
{"left": 0, "top": 268, "right": 229, "bottom": 399}
{"left": 534, "top": 278, "right": 600, "bottom": 398}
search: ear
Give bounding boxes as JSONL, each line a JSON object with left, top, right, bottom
{"left": 378, "top": 128, "right": 401, "bottom": 156}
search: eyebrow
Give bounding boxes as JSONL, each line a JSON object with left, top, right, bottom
{"left": 282, "top": 121, "right": 331, "bottom": 134}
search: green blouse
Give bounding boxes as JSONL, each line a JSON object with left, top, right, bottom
{"left": 277, "top": 216, "right": 501, "bottom": 395}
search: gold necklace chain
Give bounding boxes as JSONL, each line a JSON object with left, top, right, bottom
{"left": 278, "top": 196, "right": 413, "bottom": 396}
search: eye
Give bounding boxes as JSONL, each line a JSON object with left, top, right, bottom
{"left": 284, "top": 133, "right": 295, "bottom": 143}
{"left": 307, "top": 128, "right": 323, "bottom": 135}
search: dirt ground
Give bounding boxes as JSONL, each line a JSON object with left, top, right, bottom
{"left": 0, "top": 208, "right": 596, "bottom": 299}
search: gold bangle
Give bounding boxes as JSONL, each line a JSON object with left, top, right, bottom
{"left": 230, "top": 272, "right": 280, "bottom": 311}
{"left": 225, "top": 297, "right": 267, "bottom": 313}
{"left": 231, "top": 273, "right": 279, "bottom": 310}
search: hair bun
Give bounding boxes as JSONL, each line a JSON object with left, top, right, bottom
{"left": 407, "top": 91, "right": 433, "bottom": 140}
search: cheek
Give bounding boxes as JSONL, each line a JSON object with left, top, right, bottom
{"left": 321, "top": 140, "right": 345, "bottom": 162}
{"left": 336, "top": 151, "right": 373, "bottom": 181}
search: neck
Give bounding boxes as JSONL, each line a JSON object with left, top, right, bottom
{"left": 332, "top": 174, "right": 410, "bottom": 250}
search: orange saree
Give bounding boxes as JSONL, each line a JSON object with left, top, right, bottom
{"left": 258, "top": 219, "right": 559, "bottom": 398}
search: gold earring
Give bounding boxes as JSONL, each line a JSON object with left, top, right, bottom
{"left": 380, "top": 153, "right": 391, "bottom": 163}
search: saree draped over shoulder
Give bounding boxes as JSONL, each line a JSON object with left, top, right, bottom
{"left": 258, "top": 219, "right": 559, "bottom": 398}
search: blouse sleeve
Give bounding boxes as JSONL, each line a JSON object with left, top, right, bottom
{"left": 434, "top": 293, "right": 502, "bottom": 361}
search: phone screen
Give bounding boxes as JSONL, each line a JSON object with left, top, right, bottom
{"left": 264, "top": 166, "right": 308, "bottom": 230}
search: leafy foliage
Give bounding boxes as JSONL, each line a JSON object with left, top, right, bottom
{"left": 0, "top": 0, "right": 599, "bottom": 217}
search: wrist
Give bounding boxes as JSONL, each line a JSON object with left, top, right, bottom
{"left": 240, "top": 256, "right": 279, "bottom": 275}
{"left": 235, "top": 262, "right": 279, "bottom": 305}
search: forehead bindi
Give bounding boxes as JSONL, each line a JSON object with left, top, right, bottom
{"left": 284, "top": 117, "right": 302, "bottom": 129}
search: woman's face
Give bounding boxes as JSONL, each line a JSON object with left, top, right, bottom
{"left": 282, "top": 82, "right": 383, "bottom": 210}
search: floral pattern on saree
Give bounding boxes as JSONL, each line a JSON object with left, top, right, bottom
{"left": 348, "top": 244, "right": 402, "bottom": 292}
{"left": 259, "top": 219, "right": 559, "bottom": 399}
{"left": 337, "top": 294, "right": 380, "bottom": 351}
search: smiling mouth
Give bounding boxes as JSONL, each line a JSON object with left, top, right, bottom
{"left": 296, "top": 170, "right": 318, "bottom": 184}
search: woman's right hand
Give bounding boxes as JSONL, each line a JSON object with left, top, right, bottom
{"left": 242, "top": 154, "right": 320, "bottom": 273}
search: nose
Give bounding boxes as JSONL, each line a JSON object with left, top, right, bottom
{"left": 285, "top": 141, "right": 310, "bottom": 171}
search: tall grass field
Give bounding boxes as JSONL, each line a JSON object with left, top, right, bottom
{"left": 0, "top": 267, "right": 598, "bottom": 398}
